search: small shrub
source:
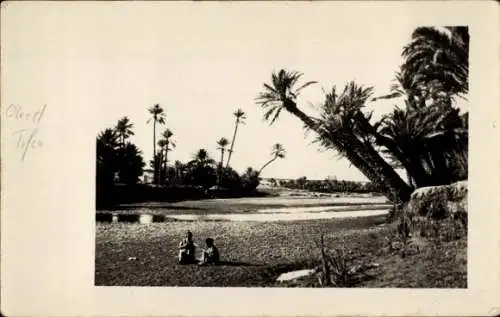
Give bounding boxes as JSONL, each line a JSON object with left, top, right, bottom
{"left": 387, "top": 202, "right": 405, "bottom": 222}
{"left": 316, "top": 236, "right": 377, "bottom": 287}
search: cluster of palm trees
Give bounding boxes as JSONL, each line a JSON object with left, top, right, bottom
{"left": 145, "top": 103, "right": 286, "bottom": 189}
{"left": 214, "top": 109, "right": 287, "bottom": 188}
{"left": 97, "top": 103, "right": 289, "bottom": 193}
{"left": 255, "top": 26, "right": 469, "bottom": 207}
{"left": 275, "top": 177, "right": 380, "bottom": 194}
{"left": 96, "top": 117, "right": 145, "bottom": 186}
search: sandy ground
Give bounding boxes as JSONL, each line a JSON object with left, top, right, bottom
{"left": 161, "top": 209, "right": 389, "bottom": 222}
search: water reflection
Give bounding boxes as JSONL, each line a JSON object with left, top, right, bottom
{"left": 96, "top": 208, "right": 389, "bottom": 224}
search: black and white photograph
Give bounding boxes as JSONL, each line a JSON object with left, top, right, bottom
{"left": 94, "top": 8, "right": 469, "bottom": 288}
{"left": 2, "top": 2, "right": 499, "bottom": 316}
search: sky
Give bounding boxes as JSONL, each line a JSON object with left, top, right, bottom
{"left": 6, "top": 3, "right": 468, "bottom": 182}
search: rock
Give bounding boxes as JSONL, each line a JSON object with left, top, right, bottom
{"left": 407, "top": 180, "right": 467, "bottom": 219}
{"left": 402, "top": 180, "right": 468, "bottom": 239}
{"left": 276, "top": 269, "right": 316, "bottom": 282}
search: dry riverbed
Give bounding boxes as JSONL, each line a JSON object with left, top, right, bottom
{"left": 95, "top": 214, "right": 466, "bottom": 287}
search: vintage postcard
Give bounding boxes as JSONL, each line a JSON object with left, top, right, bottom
{"left": 1, "top": 1, "right": 499, "bottom": 316}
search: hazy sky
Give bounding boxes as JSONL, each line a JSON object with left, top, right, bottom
{"left": 6, "top": 3, "right": 468, "bottom": 181}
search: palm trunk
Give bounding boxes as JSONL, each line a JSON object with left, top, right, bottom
{"left": 354, "top": 112, "right": 430, "bottom": 187}
{"left": 164, "top": 144, "right": 168, "bottom": 185}
{"left": 427, "top": 141, "right": 452, "bottom": 185}
{"left": 218, "top": 149, "right": 225, "bottom": 186}
{"left": 351, "top": 132, "right": 412, "bottom": 203}
{"left": 226, "top": 119, "right": 239, "bottom": 168}
{"left": 407, "top": 170, "right": 415, "bottom": 188}
{"left": 153, "top": 120, "right": 157, "bottom": 185}
{"left": 284, "top": 102, "right": 412, "bottom": 203}
{"left": 258, "top": 157, "right": 277, "bottom": 175}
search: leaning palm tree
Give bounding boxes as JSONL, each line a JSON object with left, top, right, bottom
{"left": 257, "top": 69, "right": 318, "bottom": 124}
{"left": 114, "top": 116, "right": 135, "bottom": 149}
{"left": 147, "top": 104, "right": 166, "bottom": 185}
{"left": 258, "top": 143, "right": 286, "bottom": 175}
{"left": 256, "top": 70, "right": 412, "bottom": 203}
{"left": 226, "top": 108, "right": 246, "bottom": 168}
{"left": 318, "top": 82, "right": 414, "bottom": 202}
{"left": 216, "top": 137, "right": 230, "bottom": 185}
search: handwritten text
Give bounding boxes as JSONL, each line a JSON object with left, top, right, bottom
{"left": 6, "top": 104, "right": 46, "bottom": 161}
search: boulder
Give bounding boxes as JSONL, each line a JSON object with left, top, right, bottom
{"left": 407, "top": 180, "right": 467, "bottom": 219}
{"left": 400, "top": 181, "right": 468, "bottom": 240}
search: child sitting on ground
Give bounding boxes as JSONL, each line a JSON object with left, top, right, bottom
{"left": 199, "top": 238, "right": 219, "bottom": 265}
{"left": 178, "top": 231, "right": 196, "bottom": 264}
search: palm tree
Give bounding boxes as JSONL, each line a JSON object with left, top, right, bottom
{"left": 189, "top": 149, "right": 215, "bottom": 167}
{"left": 114, "top": 116, "right": 135, "bottom": 149}
{"left": 402, "top": 26, "right": 469, "bottom": 98}
{"left": 257, "top": 69, "right": 318, "bottom": 124}
{"left": 119, "top": 142, "right": 146, "bottom": 185}
{"left": 157, "top": 139, "right": 168, "bottom": 185}
{"left": 377, "top": 102, "right": 468, "bottom": 187}
{"left": 161, "top": 129, "right": 175, "bottom": 175}
{"left": 370, "top": 26, "right": 469, "bottom": 187}
{"left": 226, "top": 108, "right": 246, "bottom": 168}
{"left": 241, "top": 167, "right": 260, "bottom": 191}
{"left": 256, "top": 70, "right": 412, "bottom": 203}
{"left": 97, "top": 128, "right": 119, "bottom": 161}
{"left": 258, "top": 143, "right": 286, "bottom": 175}
{"left": 187, "top": 149, "right": 217, "bottom": 190}
{"left": 147, "top": 104, "right": 166, "bottom": 185}
{"left": 173, "top": 160, "right": 185, "bottom": 185}
{"left": 374, "top": 26, "right": 469, "bottom": 104}
{"left": 96, "top": 128, "right": 119, "bottom": 180}
{"left": 216, "top": 137, "right": 230, "bottom": 185}
{"left": 318, "top": 82, "right": 415, "bottom": 202}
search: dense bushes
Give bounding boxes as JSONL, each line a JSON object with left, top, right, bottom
{"left": 277, "top": 177, "right": 381, "bottom": 194}
{"left": 96, "top": 183, "right": 273, "bottom": 209}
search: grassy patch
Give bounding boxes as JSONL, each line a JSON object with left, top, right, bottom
{"left": 95, "top": 215, "right": 466, "bottom": 288}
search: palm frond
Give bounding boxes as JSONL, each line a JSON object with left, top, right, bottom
{"left": 295, "top": 81, "right": 318, "bottom": 95}
{"left": 270, "top": 106, "right": 283, "bottom": 124}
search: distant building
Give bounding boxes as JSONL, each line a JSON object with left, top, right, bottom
{"left": 141, "top": 169, "right": 154, "bottom": 184}
{"left": 259, "top": 179, "right": 274, "bottom": 187}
